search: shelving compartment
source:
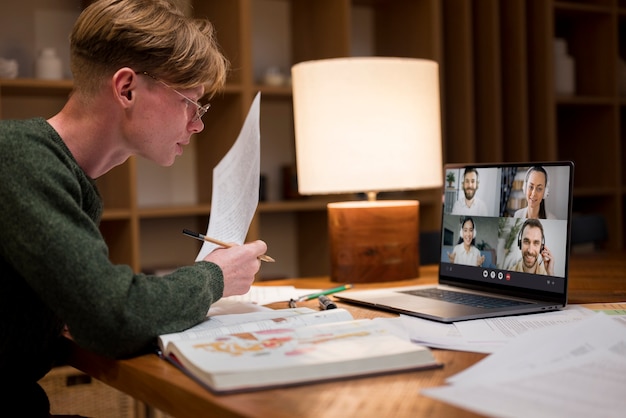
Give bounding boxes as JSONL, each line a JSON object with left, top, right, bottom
{"left": 139, "top": 215, "right": 207, "bottom": 273}
{"left": 252, "top": 0, "right": 293, "bottom": 87}
{"left": 97, "top": 161, "right": 135, "bottom": 212}
{"left": 364, "top": 0, "right": 441, "bottom": 60}
{"left": 258, "top": 96, "right": 295, "bottom": 203}
{"left": 195, "top": 92, "right": 247, "bottom": 204}
{"left": 97, "top": 162, "right": 136, "bottom": 270}
{"left": 0, "top": 79, "right": 71, "bottom": 119}
{"left": 100, "top": 219, "right": 137, "bottom": 269}
{"left": 554, "top": 5, "right": 616, "bottom": 97}
{"left": 556, "top": 104, "right": 618, "bottom": 191}
{"left": 192, "top": 0, "right": 249, "bottom": 86}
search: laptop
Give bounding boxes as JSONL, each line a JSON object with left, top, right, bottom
{"left": 335, "top": 161, "right": 575, "bottom": 322}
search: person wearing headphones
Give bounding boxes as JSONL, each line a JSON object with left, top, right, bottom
{"left": 447, "top": 217, "right": 486, "bottom": 266}
{"left": 514, "top": 166, "right": 555, "bottom": 219}
{"left": 512, "top": 219, "right": 555, "bottom": 275}
{"left": 452, "top": 167, "right": 489, "bottom": 216}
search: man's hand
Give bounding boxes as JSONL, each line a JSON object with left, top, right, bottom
{"left": 541, "top": 245, "right": 555, "bottom": 276}
{"left": 203, "top": 240, "right": 268, "bottom": 297}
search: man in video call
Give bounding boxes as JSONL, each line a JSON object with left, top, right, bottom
{"left": 512, "top": 219, "right": 555, "bottom": 276}
{"left": 452, "top": 167, "right": 488, "bottom": 216}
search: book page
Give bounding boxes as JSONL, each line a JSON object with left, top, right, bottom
{"left": 167, "top": 318, "right": 437, "bottom": 392}
{"left": 159, "top": 308, "right": 353, "bottom": 352}
{"left": 196, "top": 93, "right": 261, "bottom": 260}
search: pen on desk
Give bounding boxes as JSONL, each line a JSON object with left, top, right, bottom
{"left": 297, "top": 284, "right": 353, "bottom": 302}
{"left": 182, "top": 229, "right": 275, "bottom": 263}
{"left": 318, "top": 295, "right": 337, "bottom": 310}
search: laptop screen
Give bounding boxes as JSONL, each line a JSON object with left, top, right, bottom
{"left": 439, "top": 162, "right": 574, "bottom": 301}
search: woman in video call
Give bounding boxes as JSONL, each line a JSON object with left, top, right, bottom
{"left": 514, "top": 166, "right": 556, "bottom": 219}
{"left": 447, "top": 217, "right": 486, "bottom": 267}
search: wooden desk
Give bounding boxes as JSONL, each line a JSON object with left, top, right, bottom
{"left": 68, "top": 253, "right": 626, "bottom": 418}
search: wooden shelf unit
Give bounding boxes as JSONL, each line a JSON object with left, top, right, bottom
{"left": 442, "top": 0, "right": 624, "bottom": 250}
{"left": 1, "top": 0, "right": 623, "bottom": 280}
{"left": 188, "top": 0, "right": 444, "bottom": 278}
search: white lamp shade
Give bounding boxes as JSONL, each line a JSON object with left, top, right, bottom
{"left": 292, "top": 57, "right": 443, "bottom": 195}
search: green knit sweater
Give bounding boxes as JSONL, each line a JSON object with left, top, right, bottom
{"left": 0, "top": 118, "right": 224, "bottom": 382}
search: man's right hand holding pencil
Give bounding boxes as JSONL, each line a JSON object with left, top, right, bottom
{"left": 204, "top": 240, "right": 268, "bottom": 297}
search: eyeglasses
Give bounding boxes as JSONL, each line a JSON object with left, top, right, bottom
{"left": 139, "top": 71, "right": 210, "bottom": 122}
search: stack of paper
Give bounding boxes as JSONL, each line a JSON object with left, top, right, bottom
{"left": 421, "top": 313, "right": 626, "bottom": 417}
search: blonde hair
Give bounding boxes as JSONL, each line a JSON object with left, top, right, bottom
{"left": 70, "top": 0, "right": 228, "bottom": 97}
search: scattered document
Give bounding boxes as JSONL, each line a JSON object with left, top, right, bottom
{"left": 580, "top": 301, "right": 626, "bottom": 316}
{"left": 207, "top": 299, "right": 272, "bottom": 316}
{"left": 401, "top": 305, "right": 595, "bottom": 353}
{"left": 421, "top": 313, "right": 626, "bottom": 418}
{"left": 216, "top": 285, "right": 321, "bottom": 306}
{"left": 196, "top": 93, "right": 261, "bottom": 260}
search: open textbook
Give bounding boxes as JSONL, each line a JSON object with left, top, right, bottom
{"left": 158, "top": 308, "right": 440, "bottom": 394}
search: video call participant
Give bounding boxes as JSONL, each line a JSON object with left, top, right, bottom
{"left": 512, "top": 219, "right": 555, "bottom": 275}
{"left": 514, "top": 166, "right": 555, "bottom": 219}
{"left": 447, "top": 217, "right": 486, "bottom": 267}
{"left": 452, "top": 167, "right": 489, "bottom": 216}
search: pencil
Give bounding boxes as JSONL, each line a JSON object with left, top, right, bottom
{"left": 182, "top": 229, "right": 275, "bottom": 263}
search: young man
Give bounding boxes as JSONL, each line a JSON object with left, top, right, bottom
{"left": 451, "top": 167, "right": 489, "bottom": 216}
{"left": 0, "top": 0, "right": 267, "bottom": 413}
{"left": 512, "top": 219, "right": 555, "bottom": 276}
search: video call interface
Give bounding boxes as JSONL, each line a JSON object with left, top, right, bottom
{"left": 440, "top": 163, "right": 573, "bottom": 294}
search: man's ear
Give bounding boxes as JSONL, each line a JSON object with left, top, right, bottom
{"left": 112, "top": 67, "right": 137, "bottom": 105}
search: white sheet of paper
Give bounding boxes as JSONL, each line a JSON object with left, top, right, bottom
{"left": 217, "top": 285, "right": 321, "bottom": 306}
{"left": 398, "top": 315, "right": 499, "bottom": 353}
{"left": 421, "top": 313, "right": 626, "bottom": 418}
{"left": 196, "top": 92, "right": 261, "bottom": 261}
{"left": 447, "top": 312, "right": 626, "bottom": 384}
{"left": 423, "top": 349, "right": 626, "bottom": 418}
{"left": 401, "top": 305, "right": 595, "bottom": 354}
{"left": 451, "top": 305, "right": 593, "bottom": 343}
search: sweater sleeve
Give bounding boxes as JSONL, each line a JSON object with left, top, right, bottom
{"left": 0, "top": 119, "right": 223, "bottom": 358}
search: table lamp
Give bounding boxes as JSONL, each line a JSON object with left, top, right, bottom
{"left": 291, "top": 57, "right": 443, "bottom": 283}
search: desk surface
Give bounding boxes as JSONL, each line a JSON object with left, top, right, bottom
{"left": 68, "top": 252, "right": 626, "bottom": 418}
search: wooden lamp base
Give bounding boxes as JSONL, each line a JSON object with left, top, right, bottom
{"left": 327, "top": 200, "right": 420, "bottom": 283}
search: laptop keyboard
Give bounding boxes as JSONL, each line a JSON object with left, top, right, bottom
{"left": 400, "top": 288, "right": 531, "bottom": 309}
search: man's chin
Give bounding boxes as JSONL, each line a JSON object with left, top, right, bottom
{"left": 524, "top": 257, "right": 537, "bottom": 269}
{"left": 159, "top": 155, "right": 177, "bottom": 167}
